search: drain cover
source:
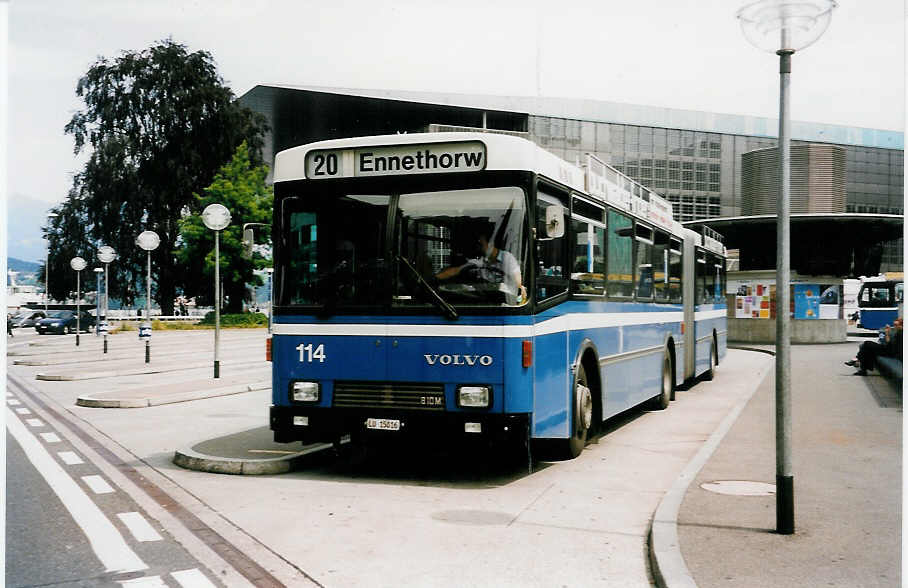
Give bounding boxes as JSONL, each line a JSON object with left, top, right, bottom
{"left": 700, "top": 480, "right": 776, "bottom": 496}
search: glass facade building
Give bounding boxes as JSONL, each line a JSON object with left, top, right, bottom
{"left": 240, "top": 85, "right": 904, "bottom": 271}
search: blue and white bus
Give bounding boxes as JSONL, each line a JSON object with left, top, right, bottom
{"left": 856, "top": 277, "right": 903, "bottom": 331}
{"left": 268, "top": 132, "right": 727, "bottom": 459}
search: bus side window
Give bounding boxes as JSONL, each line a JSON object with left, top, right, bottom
{"left": 536, "top": 189, "right": 568, "bottom": 302}
{"left": 653, "top": 230, "right": 670, "bottom": 302}
{"left": 669, "top": 238, "right": 682, "bottom": 303}
{"left": 635, "top": 224, "right": 654, "bottom": 300}
{"left": 570, "top": 197, "right": 605, "bottom": 296}
{"left": 606, "top": 209, "right": 634, "bottom": 298}
{"left": 695, "top": 251, "right": 707, "bottom": 305}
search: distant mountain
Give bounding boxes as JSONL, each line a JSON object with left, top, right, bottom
{"left": 8, "top": 257, "right": 41, "bottom": 273}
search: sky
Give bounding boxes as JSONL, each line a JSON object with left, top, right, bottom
{"left": 3, "top": 0, "right": 906, "bottom": 261}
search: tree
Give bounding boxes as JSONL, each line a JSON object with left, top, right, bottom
{"left": 177, "top": 141, "right": 273, "bottom": 313}
{"left": 61, "top": 39, "right": 267, "bottom": 314}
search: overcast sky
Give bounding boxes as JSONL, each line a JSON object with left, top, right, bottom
{"left": 5, "top": 0, "right": 906, "bottom": 211}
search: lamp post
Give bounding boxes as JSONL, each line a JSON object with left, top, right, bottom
{"left": 136, "top": 231, "right": 160, "bottom": 363}
{"left": 266, "top": 267, "right": 274, "bottom": 334}
{"left": 737, "top": 0, "right": 836, "bottom": 535}
{"left": 44, "top": 212, "right": 58, "bottom": 311}
{"left": 70, "top": 257, "right": 87, "bottom": 346}
{"left": 93, "top": 268, "right": 103, "bottom": 336}
{"left": 202, "top": 203, "right": 231, "bottom": 378}
{"left": 97, "top": 245, "right": 117, "bottom": 353}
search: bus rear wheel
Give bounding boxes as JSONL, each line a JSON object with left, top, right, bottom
{"left": 648, "top": 351, "right": 672, "bottom": 410}
{"left": 703, "top": 339, "right": 717, "bottom": 381}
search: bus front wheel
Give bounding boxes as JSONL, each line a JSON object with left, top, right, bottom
{"left": 560, "top": 362, "right": 592, "bottom": 459}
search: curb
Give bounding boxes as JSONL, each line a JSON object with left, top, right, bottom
{"left": 37, "top": 359, "right": 267, "bottom": 381}
{"left": 75, "top": 381, "right": 270, "bottom": 408}
{"left": 648, "top": 347, "right": 774, "bottom": 588}
{"left": 172, "top": 441, "right": 334, "bottom": 475}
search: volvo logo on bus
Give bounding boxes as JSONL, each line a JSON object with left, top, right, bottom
{"left": 424, "top": 354, "right": 493, "bottom": 367}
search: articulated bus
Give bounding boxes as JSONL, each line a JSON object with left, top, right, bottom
{"left": 268, "top": 132, "right": 727, "bottom": 460}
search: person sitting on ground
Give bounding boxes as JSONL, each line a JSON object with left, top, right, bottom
{"left": 845, "top": 317, "right": 903, "bottom": 376}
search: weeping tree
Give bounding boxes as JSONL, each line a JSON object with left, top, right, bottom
{"left": 59, "top": 38, "right": 267, "bottom": 314}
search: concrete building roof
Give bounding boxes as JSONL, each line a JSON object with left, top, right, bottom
{"left": 243, "top": 83, "right": 904, "bottom": 150}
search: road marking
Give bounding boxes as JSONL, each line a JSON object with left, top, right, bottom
{"left": 15, "top": 407, "right": 32, "bottom": 415}
{"left": 6, "top": 407, "right": 147, "bottom": 573}
{"left": 26, "top": 418, "right": 44, "bottom": 427}
{"left": 171, "top": 568, "right": 217, "bottom": 587}
{"left": 58, "top": 451, "right": 84, "bottom": 465}
{"left": 117, "top": 512, "right": 163, "bottom": 542}
{"left": 40, "top": 432, "right": 61, "bottom": 443}
{"left": 82, "top": 475, "right": 115, "bottom": 494}
{"left": 8, "top": 398, "right": 21, "bottom": 405}
{"left": 118, "top": 576, "right": 167, "bottom": 587}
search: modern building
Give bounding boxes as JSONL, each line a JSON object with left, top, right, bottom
{"left": 239, "top": 84, "right": 904, "bottom": 270}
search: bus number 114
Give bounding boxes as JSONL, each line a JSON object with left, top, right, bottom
{"left": 296, "top": 343, "right": 326, "bottom": 363}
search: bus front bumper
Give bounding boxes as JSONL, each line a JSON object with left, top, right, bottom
{"left": 270, "top": 405, "right": 529, "bottom": 446}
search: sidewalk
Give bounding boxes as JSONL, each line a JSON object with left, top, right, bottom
{"left": 658, "top": 342, "right": 901, "bottom": 587}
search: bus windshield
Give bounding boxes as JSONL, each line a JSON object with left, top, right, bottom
{"left": 280, "top": 184, "right": 528, "bottom": 311}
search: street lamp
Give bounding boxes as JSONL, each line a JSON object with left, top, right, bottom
{"left": 97, "top": 245, "right": 117, "bottom": 353}
{"left": 136, "top": 231, "right": 160, "bottom": 364}
{"left": 44, "top": 212, "right": 58, "bottom": 311}
{"left": 737, "top": 0, "right": 836, "bottom": 535}
{"left": 202, "top": 203, "right": 231, "bottom": 378}
{"left": 93, "top": 268, "right": 103, "bottom": 335}
{"left": 70, "top": 257, "right": 86, "bottom": 346}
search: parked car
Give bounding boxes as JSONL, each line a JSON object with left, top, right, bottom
{"left": 9, "top": 310, "right": 46, "bottom": 328}
{"left": 35, "top": 310, "right": 95, "bottom": 335}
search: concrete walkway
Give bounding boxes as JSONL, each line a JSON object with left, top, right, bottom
{"left": 659, "top": 343, "right": 901, "bottom": 587}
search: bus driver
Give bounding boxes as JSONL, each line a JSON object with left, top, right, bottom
{"left": 436, "top": 229, "right": 527, "bottom": 305}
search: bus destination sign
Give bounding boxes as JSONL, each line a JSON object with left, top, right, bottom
{"left": 306, "top": 141, "right": 486, "bottom": 179}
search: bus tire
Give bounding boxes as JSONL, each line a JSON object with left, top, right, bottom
{"left": 559, "top": 362, "right": 592, "bottom": 459}
{"left": 648, "top": 351, "right": 672, "bottom": 410}
{"left": 703, "top": 339, "right": 717, "bottom": 381}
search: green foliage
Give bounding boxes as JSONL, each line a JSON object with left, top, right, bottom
{"left": 176, "top": 142, "right": 273, "bottom": 312}
{"left": 198, "top": 311, "right": 268, "bottom": 327}
{"left": 57, "top": 39, "right": 267, "bottom": 313}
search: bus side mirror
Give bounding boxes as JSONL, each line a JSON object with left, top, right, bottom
{"left": 545, "top": 206, "right": 565, "bottom": 239}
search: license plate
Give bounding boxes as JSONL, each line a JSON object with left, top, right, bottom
{"left": 366, "top": 418, "right": 401, "bottom": 431}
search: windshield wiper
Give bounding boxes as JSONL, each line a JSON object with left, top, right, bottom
{"left": 396, "top": 256, "right": 458, "bottom": 320}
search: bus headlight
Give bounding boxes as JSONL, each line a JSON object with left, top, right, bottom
{"left": 291, "top": 381, "right": 320, "bottom": 402}
{"left": 458, "top": 385, "right": 491, "bottom": 408}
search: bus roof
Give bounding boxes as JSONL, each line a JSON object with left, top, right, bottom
{"left": 273, "top": 131, "right": 723, "bottom": 254}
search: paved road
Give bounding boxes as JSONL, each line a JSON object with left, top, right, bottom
{"left": 6, "top": 380, "right": 221, "bottom": 587}
{"left": 7, "top": 328, "right": 775, "bottom": 586}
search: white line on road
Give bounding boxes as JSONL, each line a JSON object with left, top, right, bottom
{"left": 118, "top": 576, "right": 167, "bottom": 587}
{"left": 58, "top": 451, "right": 84, "bottom": 465}
{"left": 82, "top": 475, "right": 115, "bottom": 494}
{"left": 6, "top": 408, "right": 147, "bottom": 574}
{"left": 40, "top": 432, "right": 61, "bottom": 443}
{"left": 171, "top": 568, "right": 218, "bottom": 587}
{"left": 26, "top": 418, "right": 44, "bottom": 427}
{"left": 8, "top": 398, "right": 21, "bottom": 405}
{"left": 117, "top": 512, "right": 164, "bottom": 542}
{"left": 15, "top": 407, "right": 31, "bottom": 415}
